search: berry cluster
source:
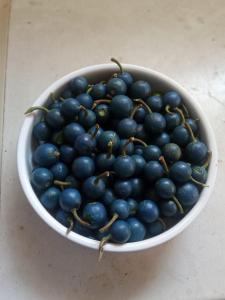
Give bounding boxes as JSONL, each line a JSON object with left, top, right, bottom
{"left": 26, "top": 58, "right": 210, "bottom": 259}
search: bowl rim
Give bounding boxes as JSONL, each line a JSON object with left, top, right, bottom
{"left": 17, "top": 63, "right": 218, "bottom": 252}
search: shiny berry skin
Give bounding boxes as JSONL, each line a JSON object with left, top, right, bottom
{"left": 31, "top": 167, "right": 53, "bottom": 189}
{"left": 76, "top": 93, "right": 93, "bottom": 109}
{"left": 138, "top": 200, "right": 159, "bottom": 223}
{"left": 59, "top": 144, "right": 75, "bottom": 165}
{"left": 55, "top": 209, "right": 71, "bottom": 227}
{"left": 130, "top": 80, "right": 151, "bottom": 99}
{"left": 110, "top": 95, "right": 133, "bottom": 119}
{"left": 133, "top": 106, "right": 146, "bottom": 123}
{"left": 135, "top": 124, "right": 148, "bottom": 141}
{"left": 78, "top": 109, "right": 96, "bottom": 129}
{"left": 46, "top": 108, "right": 65, "bottom": 129}
{"left": 118, "top": 72, "right": 134, "bottom": 86}
{"left": 146, "top": 95, "right": 163, "bottom": 112}
{"left": 106, "top": 78, "right": 127, "bottom": 96}
{"left": 61, "top": 98, "right": 81, "bottom": 118}
{"left": 176, "top": 182, "right": 199, "bottom": 206}
{"left": 50, "top": 162, "right": 69, "bottom": 180}
{"left": 33, "top": 121, "right": 51, "bottom": 143}
{"left": 118, "top": 139, "right": 134, "bottom": 155}
{"left": 169, "top": 161, "right": 192, "bottom": 183}
{"left": 40, "top": 187, "right": 60, "bottom": 210}
{"left": 70, "top": 76, "right": 88, "bottom": 96}
{"left": 110, "top": 199, "right": 130, "bottom": 219}
{"left": 34, "top": 143, "right": 59, "bottom": 167}
{"left": 130, "top": 178, "right": 144, "bottom": 197}
{"left": 63, "top": 123, "right": 85, "bottom": 145}
{"left": 96, "top": 153, "right": 115, "bottom": 171}
{"left": 171, "top": 125, "right": 190, "bottom": 146}
{"left": 132, "top": 154, "right": 146, "bottom": 175}
{"left": 155, "top": 178, "right": 176, "bottom": 199}
{"left": 90, "top": 83, "right": 106, "bottom": 100}
{"left": 74, "top": 133, "right": 96, "bottom": 155}
{"left": 144, "top": 161, "right": 164, "bottom": 182}
{"left": 98, "top": 130, "right": 120, "bottom": 152}
{"left": 192, "top": 165, "right": 208, "bottom": 183}
{"left": 94, "top": 104, "right": 110, "bottom": 124}
{"left": 144, "top": 113, "right": 166, "bottom": 134}
{"left": 72, "top": 156, "right": 95, "bottom": 179}
{"left": 165, "top": 112, "right": 181, "bottom": 131}
{"left": 110, "top": 220, "right": 131, "bottom": 243}
{"left": 134, "top": 145, "right": 144, "bottom": 156}
{"left": 186, "top": 118, "right": 198, "bottom": 134}
{"left": 83, "top": 202, "right": 107, "bottom": 229}
{"left": 100, "top": 188, "right": 115, "bottom": 206}
{"left": 163, "top": 91, "right": 181, "bottom": 108}
{"left": 185, "top": 141, "right": 208, "bottom": 164}
{"left": 127, "top": 217, "right": 146, "bottom": 242}
{"left": 143, "top": 145, "right": 162, "bottom": 161}
{"left": 117, "top": 118, "right": 137, "bottom": 138}
{"left": 153, "top": 132, "right": 170, "bottom": 147}
{"left": 161, "top": 200, "right": 177, "bottom": 217}
{"left": 114, "top": 180, "right": 132, "bottom": 198}
{"left": 162, "top": 143, "right": 182, "bottom": 163}
{"left": 113, "top": 155, "right": 135, "bottom": 178}
{"left": 59, "top": 188, "right": 81, "bottom": 212}
{"left": 61, "top": 89, "right": 73, "bottom": 99}
{"left": 82, "top": 176, "right": 106, "bottom": 199}
{"left": 147, "top": 220, "right": 164, "bottom": 237}
{"left": 127, "top": 199, "right": 138, "bottom": 216}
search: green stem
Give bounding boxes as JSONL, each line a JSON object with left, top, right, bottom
{"left": 66, "top": 217, "right": 74, "bottom": 235}
{"left": 190, "top": 176, "right": 209, "bottom": 187}
{"left": 107, "top": 140, "right": 113, "bottom": 157}
{"left": 165, "top": 105, "right": 173, "bottom": 115}
{"left": 181, "top": 103, "right": 190, "bottom": 118}
{"left": 158, "top": 218, "right": 166, "bottom": 230}
{"left": 159, "top": 156, "right": 169, "bottom": 174}
{"left": 54, "top": 180, "right": 70, "bottom": 187}
{"left": 129, "top": 136, "right": 147, "bottom": 147}
{"left": 94, "top": 171, "right": 114, "bottom": 184}
{"left": 172, "top": 196, "right": 184, "bottom": 214}
{"left": 130, "top": 104, "right": 143, "bottom": 119}
{"left": 79, "top": 105, "right": 88, "bottom": 116}
{"left": 25, "top": 106, "right": 49, "bottom": 115}
{"left": 71, "top": 209, "right": 90, "bottom": 227}
{"left": 185, "top": 122, "right": 196, "bottom": 142}
{"left": 99, "top": 213, "right": 119, "bottom": 233}
{"left": 111, "top": 57, "right": 123, "bottom": 74}
{"left": 87, "top": 85, "right": 93, "bottom": 94}
{"left": 98, "top": 234, "right": 111, "bottom": 262}
{"left": 134, "top": 99, "right": 152, "bottom": 114}
{"left": 175, "top": 107, "right": 186, "bottom": 124}
{"left": 92, "top": 99, "right": 111, "bottom": 110}
{"left": 203, "top": 151, "right": 212, "bottom": 169}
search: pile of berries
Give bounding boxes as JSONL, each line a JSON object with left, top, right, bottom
{"left": 26, "top": 58, "right": 210, "bottom": 259}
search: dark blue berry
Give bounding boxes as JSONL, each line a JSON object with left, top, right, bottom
{"left": 153, "top": 132, "right": 170, "bottom": 147}
{"left": 118, "top": 72, "right": 134, "bottom": 86}
{"left": 130, "top": 80, "right": 151, "bottom": 99}
{"left": 55, "top": 209, "right": 71, "bottom": 227}
{"left": 70, "top": 76, "right": 88, "bottom": 96}
{"left": 169, "top": 161, "right": 192, "bottom": 183}
{"left": 110, "top": 95, "right": 133, "bottom": 119}
{"left": 100, "top": 188, "right": 115, "bottom": 206}
{"left": 185, "top": 141, "right": 208, "bottom": 164}
{"left": 40, "top": 187, "right": 60, "bottom": 210}
{"left": 117, "top": 118, "right": 137, "bottom": 138}
{"left": 78, "top": 109, "right": 96, "bottom": 129}
{"left": 132, "top": 154, "right": 146, "bottom": 175}
{"left": 59, "top": 144, "right": 75, "bottom": 165}
{"left": 165, "top": 112, "right": 181, "bottom": 131}
{"left": 83, "top": 202, "right": 107, "bottom": 229}
{"left": 31, "top": 167, "right": 53, "bottom": 189}
{"left": 46, "top": 108, "right": 65, "bottom": 129}
{"left": 72, "top": 156, "right": 95, "bottom": 179}
{"left": 76, "top": 93, "right": 93, "bottom": 109}
{"left": 59, "top": 188, "right": 81, "bottom": 212}
{"left": 155, "top": 178, "right": 176, "bottom": 199}
{"left": 144, "top": 145, "right": 162, "bottom": 161}
{"left": 127, "top": 217, "right": 146, "bottom": 242}
{"left": 144, "top": 161, "right": 164, "bottom": 182}
{"left": 95, "top": 104, "right": 110, "bottom": 124}
{"left": 176, "top": 182, "right": 199, "bottom": 206}
{"left": 106, "top": 78, "right": 127, "bottom": 96}
{"left": 161, "top": 200, "right": 177, "bottom": 217}
{"left": 146, "top": 95, "right": 163, "bottom": 112}
{"left": 114, "top": 180, "right": 132, "bottom": 198}
{"left": 127, "top": 199, "right": 138, "bottom": 216}
{"left": 50, "top": 162, "right": 69, "bottom": 180}
{"left": 138, "top": 200, "right": 159, "bottom": 223}
{"left": 163, "top": 91, "right": 181, "bottom": 108}
{"left": 171, "top": 125, "right": 190, "bottom": 146}
{"left": 113, "top": 155, "right": 135, "bottom": 178}
{"left": 63, "top": 122, "right": 85, "bottom": 145}
{"left": 98, "top": 130, "right": 120, "bottom": 152}
{"left": 33, "top": 121, "right": 51, "bottom": 143}
{"left": 110, "top": 220, "right": 131, "bottom": 243}
{"left": 61, "top": 98, "right": 80, "bottom": 118}
{"left": 111, "top": 199, "right": 130, "bottom": 219}
{"left": 82, "top": 176, "right": 106, "bottom": 199}
{"left": 147, "top": 220, "right": 165, "bottom": 237}
{"left": 162, "top": 143, "right": 182, "bottom": 163}
{"left": 34, "top": 143, "right": 59, "bottom": 166}
{"left": 90, "top": 83, "right": 106, "bottom": 100}
{"left": 130, "top": 178, "right": 144, "bottom": 197}
{"left": 74, "top": 133, "right": 96, "bottom": 155}
{"left": 144, "top": 113, "right": 166, "bottom": 134}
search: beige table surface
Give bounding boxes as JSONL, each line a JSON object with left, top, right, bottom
{"left": 0, "top": 1, "right": 225, "bottom": 299}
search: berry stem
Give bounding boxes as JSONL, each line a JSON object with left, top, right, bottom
{"left": 121, "top": 137, "right": 147, "bottom": 156}
{"left": 181, "top": 103, "right": 190, "bottom": 118}
{"left": 159, "top": 156, "right": 169, "bottom": 174}
{"left": 54, "top": 180, "right": 70, "bottom": 186}
{"left": 66, "top": 217, "right": 74, "bottom": 235}
{"left": 185, "top": 122, "right": 196, "bottom": 142}
{"left": 94, "top": 171, "right": 115, "bottom": 184}
{"left": 190, "top": 176, "right": 209, "bottom": 187}
{"left": 134, "top": 99, "right": 152, "bottom": 114}
{"left": 92, "top": 99, "right": 111, "bottom": 110}
{"left": 98, "top": 234, "right": 111, "bottom": 262}
{"left": 107, "top": 140, "right": 113, "bottom": 157}
{"left": 165, "top": 105, "right": 173, "bottom": 115}
{"left": 79, "top": 105, "right": 88, "bottom": 116}
{"left": 175, "top": 107, "right": 186, "bottom": 124}
{"left": 158, "top": 217, "right": 166, "bottom": 230}
{"left": 87, "top": 85, "right": 93, "bottom": 94}
{"left": 130, "top": 104, "right": 143, "bottom": 119}
{"left": 71, "top": 209, "right": 90, "bottom": 227}
{"left": 203, "top": 151, "right": 212, "bottom": 169}
{"left": 25, "top": 106, "right": 49, "bottom": 114}
{"left": 91, "top": 124, "right": 100, "bottom": 139}
{"left": 111, "top": 57, "right": 123, "bottom": 74}
{"left": 99, "top": 213, "right": 119, "bottom": 233}
{"left": 172, "top": 196, "right": 184, "bottom": 214}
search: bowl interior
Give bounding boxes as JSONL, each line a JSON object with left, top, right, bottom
{"left": 18, "top": 64, "right": 218, "bottom": 252}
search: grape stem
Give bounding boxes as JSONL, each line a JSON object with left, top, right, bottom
{"left": 71, "top": 209, "right": 90, "bottom": 227}
{"left": 134, "top": 99, "right": 152, "bottom": 114}
{"left": 185, "top": 122, "right": 196, "bottom": 142}
{"left": 130, "top": 104, "right": 143, "bottom": 119}
{"left": 92, "top": 99, "right": 111, "bottom": 110}
{"left": 25, "top": 106, "right": 49, "bottom": 114}
{"left": 172, "top": 196, "right": 184, "bottom": 214}
{"left": 94, "top": 171, "right": 115, "bottom": 184}
{"left": 98, "top": 235, "right": 111, "bottom": 262}
{"left": 66, "top": 217, "right": 74, "bottom": 235}
{"left": 91, "top": 124, "right": 100, "bottom": 139}
{"left": 99, "top": 213, "right": 119, "bottom": 233}
{"left": 159, "top": 156, "right": 169, "bottom": 174}
{"left": 111, "top": 57, "right": 123, "bottom": 74}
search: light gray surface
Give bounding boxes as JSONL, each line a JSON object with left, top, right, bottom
{"left": 0, "top": 1, "right": 225, "bottom": 299}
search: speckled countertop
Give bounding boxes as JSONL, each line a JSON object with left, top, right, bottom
{"left": 0, "top": 1, "right": 225, "bottom": 299}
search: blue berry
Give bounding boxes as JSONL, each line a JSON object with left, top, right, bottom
{"left": 100, "top": 188, "right": 115, "bottom": 206}
{"left": 113, "top": 155, "right": 135, "bottom": 178}
{"left": 176, "top": 183, "right": 199, "bottom": 206}
{"left": 144, "top": 113, "right": 166, "bottom": 134}
{"left": 59, "top": 144, "right": 75, "bottom": 165}
{"left": 127, "top": 199, "right": 138, "bottom": 216}
{"left": 98, "top": 130, "right": 120, "bottom": 152}
{"left": 40, "top": 187, "right": 60, "bottom": 210}
{"left": 33, "top": 121, "right": 51, "bottom": 142}
{"left": 34, "top": 143, "right": 59, "bottom": 167}
{"left": 59, "top": 188, "right": 81, "bottom": 212}
{"left": 55, "top": 209, "right": 71, "bottom": 227}
{"left": 163, "top": 91, "right": 181, "bottom": 108}
{"left": 63, "top": 122, "right": 85, "bottom": 145}
{"left": 144, "top": 161, "right": 164, "bottom": 182}
{"left": 74, "top": 133, "right": 96, "bottom": 155}
{"left": 146, "top": 95, "right": 162, "bottom": 112}
{"left": 132, "top": 154, "right": 146, "bottom": 175}
{"left": 70, "top": 76, "right": 88, "bottom": 96}
{"left": 31, "top": 167, "right": 53, "bottom": 189}
{"left": 110, "top": 95, "right": 133, "bottom": 119}
{"left": 147, "top": 220, "right": 165, "bottom": 237}
{"left": 162, "top": 143, "right": 182, "bottom": 163}
{"left": 83, "top": 202, "right": 107, "bottom": 229}
{"left": 171, "top": 125, "right": 190, "bottom": 146}
{"left": 130, "top": 80, "right": 151, "bottom": 99}
{"left": 46, "top": 108, "right": 65, "bottom": 130}
{"left": 130, "top": 178, "right": 144, "bottom": 197}
{"left": 127, "top": 217, "right": 146, "bottom": 242}
{"left": 95, "top": 104, "right": 110, "bottom": 124}
{"left": 165, "top": 112, "right": 181, "bottom": 131}
{"left": 76, "top": 93, "right": 93, "bottom": 109}
{"left": 138, "top": 200, "right": 159, "bottom": 223}
{"left": 78, "top": 109, "right": 96, "bottom": 129}
{"left": 110, "top": 220, "right": 131, "bottom": 243}
{"left": 110, "top": 199, "right": 130, "bottom": 219}
{"left": 185, "top": 141, "right": 208, "bottom": 164}
{"left": 90, "top": 83, "right": 106, "bottom": 100}
{"left": 114, "top": 180, "right": 132, "bottom": 198}
{"left": 169, "top": 161, "right": 192, "bottom": 183}
{"left": 82, "top": 176, "right": 106, "bottom": 199}
{"left": 118, "top": 72, "right": 134, "bottom": 86}
{"left": 61, "top": 98, "right": 80, "bottom": 118}
{"left": 161, "top": 200, "right": 177, "bottom": 217}
{"left": 155, "top": 178, "right": 176, "bottom": 199}
{"left": 72, "top": 156, "right": 95, "bottom": 179}
{"left": 117, "top": 118, "right": 137, "bottom": 138}
{"left": 106, "top": 78, "right": 127, "bottom": 96}
{"left": 50, "top": 162, "right": 69, "bottom": 180}
{"left": 153, "top": 132, "right": 170, "bottom": 147}
{"left": 144, "top": 145, "right": 162, "bottom": 161}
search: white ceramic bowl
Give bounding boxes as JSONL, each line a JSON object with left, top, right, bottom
{"left": 17, "top": 64, "right": 218, "bottom": 252}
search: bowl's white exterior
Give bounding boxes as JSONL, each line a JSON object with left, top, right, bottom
{"left": 17, "top": 64, "right": 218, "bottom": 252}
